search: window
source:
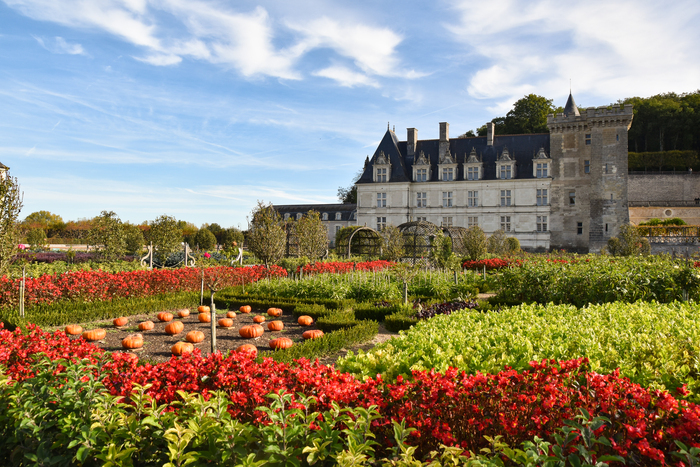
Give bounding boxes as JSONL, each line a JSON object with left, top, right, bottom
{"left": 416, "top": 168, "right": 427, "bottom": 182}
{"left": 296, "top": 213, "right": 302, "bottom": 220}
{"left": 441, "top": 217, "right": 453, "bottom": 227}
{"left": 468, "top": 190, "right": 478, "bottom": 207}
{"left": 585, "top": 134, "right": 591, "bottom": 145}
{"left": 284, "top": 213, "right": 290, "bottom": 220}
{"left": 442, "top": 191, "right": 453, "bottom": 207}
{"left": 376, "top": 217, "right": 386, "bottom": 231}
{"left": 605, "top": 223, "right": 609, "bottom": 233}
{"left": 604, "top": 163, "right": 609, "bottom": 174}
{"left": 537, "top": 216, "right": 548, "bottom": 232}
{"left": 500, "top": 190, "right": 511, "bottom": 207}
{"left": 577, "top": 222, "right": 583, "bottom": 235}
{"left": 335, "top": 225, "right": 341, "bottom": 235}
{"left": 584, "top": 160, "right": 590, "bottom": 174}
{"left": 335, "top": 212, "right": 342, "bottom": 220}
{"left": 467, "top": 167, "right": 479, "bottom": 180}
{"left": 536, "top": 163, "right": 548, "bottom": 178}
{"left": 569, "top": 191, "right": 576, "bottom": 205}
{"left": 376, "top": 167, "right": 387, "bottom": 182}
{"left": 442, "top": 168, "right": 454, "bottom": 181}
{"left": 467, "top": 216, "right": 478, "bottom": 227}
{"left": 500, "top": 216, "right": 511, "bottom": 232}
{"left": 376, "top": 192, "right": 386, "bottom": 208}
{"left": 322, "top": 212, "right": 328, "bottom": 221}
{"left": 536, "top": 189, "right": 548, "bottom": 206}
{"left": 500, "top": 165, "right": 512, "bottom": 179}
{"left": 415, "top": 216, "right": 427, "bottom": 222}
{"left": 416, "top": 192, "right": 427, "bottom": 208}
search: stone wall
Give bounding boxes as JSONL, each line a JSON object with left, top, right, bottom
{"left": 628, "top": 173, "right": 700, "bottom": 203}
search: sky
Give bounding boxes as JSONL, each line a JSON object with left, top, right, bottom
{"left": 1, "top": 0, "right": 699, "bottom": 230}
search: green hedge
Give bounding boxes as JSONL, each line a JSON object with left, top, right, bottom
{"left": 0, "top": 292, "right": 199, "bottom": 329}
{"left": 352, "top": 302, "right": 405, "bottom": 321}
{"left": 317, "top": 310, "right": 359, "bottom": 332}
{"left": 384, "top": 304, "right": 418, "bottom": 332}
{"left": 214, "top": 290, "right": 353, "bottom": 313}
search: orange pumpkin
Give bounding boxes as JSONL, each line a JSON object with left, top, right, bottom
{"left": 239, "top": 305, "right": 252, "bottom": 313}
{"left": 253, "top": 315, "right": 266, "bottom": 324}
{"left": 269, "top": 337, "right": 293, "bottom": 350}
{"left": 198, "top": 312, "right": 211, "bottom": 323}
{"left": 197, "top": 305, "right": 210, "bottom": 313}
{"left": 236, "top": 344, "right": 257, "bottom": 358}
{"left": 226, "top": 311, "right": 236, "bottom": 319}
{"left": 218, "top": 318, "right": 234, "bottom": 328}
{"left": 239, "top": 324, "right": 264, "bottom": 339}
{"left": 297, "top": 315, "right": 314, "bottom": 326}
{"left": 186, "top": 330, "right": 205, "bottom": 343}
{"left": 303, "top": 329, "right": 324, "bottom": 340}
{"left": 177, "top": 308, "right": 190, "bottom": 318}
{"left": 171, "top": 341, "right": 194, "bottom": 356}
{"left": 113, "top": 317, "right": 128, "bottom": 327}
{"left": 267, "top": 320, "right": 284, "bottom": 331}
{"left": 65, "top": 324, "right": 83, "bottom": 336}
{"left": 157, "top": 312, "right": 173, "bottom": 322}
{"left": 138, "top": 321, "right": 154, "bottom": 331}
{"left": 122, "top": 334, "right": 144, "bottom": 349}
{"left": 267, "top": 308, "right": 283, "bottom": 317}
{"left": 165, "top": 321, "right": 184, "bottom": 335}
{"left": 82, "top": 329, "right": 106, "bottom": 342}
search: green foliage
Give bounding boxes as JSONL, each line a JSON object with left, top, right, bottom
{"left": 247, "top": 201, "right": 286, "bottom": 267}
{"left": 6, "top": 259, "right": 143, "bottom": 279}
{"left": 22, "top": 210, "right": 63, "bottom": 229}
{"left": 338, "top": 300, "right": 700, "bottom": 400}
{"left": 606, "top": 225, "right": 650, "bottom": 256}
{"left": 87, "top": 211, "right": 127, "bottom": 261}
{"left": 123, "top": 223, "right": 145, "bottom": 255}
{"left": 294, "top": 210, "right": 328, "bottom": 260}
{"left": 0, "top": 174, "right": 22, "bottom": 276}
{"left": 384, "top": 304, "right": 418, "bottom": 332}
{"left": 462, "top": 225, "right": 487, "bottom": 261}
{"left": 629, "top": 150, "right": 699, "bottom": 171}
{"left": 639, "top": 217, "right": 687, "bottom": 226}
{"left": 149, "top": 215, "right": 182, "bottom": 264}
{"left": 430, "top": 232, "right": 459, "bottom": 270}
{"left": 491, "top": 94, "right": 556, "bottom": 135}
{"left": 506, "top": 236, "right": 520, "bottom": 253}
{"left": 193, "top": 228, "right": 217, "bottom": 250}
{"left": 487, "top": 230, "right": 509, "bottom": 255}
{"left": 219, "top": 227, "right": 244, "bottom": 248}
{"left": 381, "top": 224, "right": 405, "bottom": 261}
{"left": 27, "top": 228, "right": 47, "bottom": 251}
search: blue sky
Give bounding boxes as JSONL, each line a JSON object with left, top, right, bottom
{"left": 1, "top": 0, "right": 699, "bottom": 229}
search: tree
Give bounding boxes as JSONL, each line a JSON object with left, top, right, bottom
{"left": 247, "top": 202, "right": 286, "bottom": 267}
{"left": 0, "top": 174, "right": 23, "bottom": 276}
{"left": 463, "top": 226, "right": 488, "bottom": 261}
{"left": 149, "top": 215, "right": 182, "bottom": 264}
{"left": 487, "top": 230, "right": 509, "bottom": 255}
{"left": 501, "top": 94, "right": 555, "bottom": 135}
{"left": 295, "top": 211, "right": 328, "bottom": 260}
{"left": 380, "top": 224, "right": 404, "bottom": 261}
{"left": 22, "top": 210, "right": 63, "bottom": 229}
{"left": 87, "top": 211, "right": 127, "bottom": 261}
{"left": 27, "top": 228, "right": 47, "bottom": 251}
{"left": 194, "top": 228, "right": 217, "bottom": 250}
{"left": 606, "top": 225, "right": 650, "bottom": 256}
{"left": 220, "top": 228, "right": 244, "bottom": 248}
{"left": 430, "top": 232, "right": 460, "bottom": 271}
{"left": 205, "top": 223, "right": 224, "bottom": 244}
{"left": 337, "top": 170, "right": 363, "bottom": 204}
{"left": 123, "top": 223, "right": 145, "bottom": 255}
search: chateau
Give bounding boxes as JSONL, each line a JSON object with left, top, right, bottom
{"left": 354, "top": 94, "right": 634, "bottom": 252}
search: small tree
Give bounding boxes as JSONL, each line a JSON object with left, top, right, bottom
{"left": 430, "top": 232, "right": 461, "bottom": 271}
{"left": 27, "top": 228, "right": 47, "bottom": 251}
{"left": 220, "top": 228, "right": 244, "bottom": 248}
{"left": 123, "top": 223, "right": 145, "bottom": 255}
{"left": 391, "top": 263, "right": 420, "bottom": 304}
{"left": 149, "top": 215, "right": 182, "bottom": 264}
{"left": 194, "top": 228, "right": 217, "bottom": 251}
{"left": 463, "top": 226, "right": 488, "bottom": 261}
{"left": 87, "top": 211, "right": 127, "bottom": 261}
{"left": 606, "top": 225, "right": 651, "bottom": 256}
{"left": 381, "top": 224, "right": 404, "bottom": 261}
{"left": 247, "top": 201, "right": 285, "bottom": 267}
{"left": 487, "top": 230, "right": 509, "bottom": 256}
{"left": 506, "top": 236, "right": 521, "bottom": 253}
{"left": 0, "top": 174, "right": 23, "bottom": 276}
{"left": 295, "top": 211, "right": 328, "bottom": 260}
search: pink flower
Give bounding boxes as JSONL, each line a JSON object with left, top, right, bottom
{"left": 204, "top": 253, "right": 211, "bottom": 258}
{"left": 18, "top": 244, "right": 26, "bottom": 250}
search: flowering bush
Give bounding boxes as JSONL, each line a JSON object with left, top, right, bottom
{"left": 296, "top": 260, "right": 394, "bottom": 275}
{"left": 0, "top": 265, "right": 287, "bottom": 309}
{"left": 0, "top": 323, "right": 698, "bottom": 463}
{"left": 462, "top": 258, "right": 523, "bottom": 270}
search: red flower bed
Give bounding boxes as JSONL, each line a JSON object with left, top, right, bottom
{"left": 462, "top": 258, "right": 524, "bottom": 270}
{"left": 296, "top": 260, "right": 394, "bottom": 275}
{"left": 2, "top": 323, "right": 697, "bottom": 463}
{"left": 0, "top": 265, "right": 287, "bottom": 309}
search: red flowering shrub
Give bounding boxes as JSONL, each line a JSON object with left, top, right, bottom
{"left": 0, "top": 265, "right": 287, "bottom": 309}
{"left": 297, "top": 260, "right": 394, "bottom": 275}
{"left": 462, "top": 258, "right": 523, "bottom": 270}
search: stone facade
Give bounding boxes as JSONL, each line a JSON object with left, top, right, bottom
{"left": 272, "top": 203, "right": 357, "bottom": 247}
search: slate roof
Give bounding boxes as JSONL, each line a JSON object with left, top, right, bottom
{"left": 356, "top": 129, "right": 551, "bottom": 184}
{"left": 563, "top": 92, "right": 580, "bottom": 117}
{"left": 273, "top": 203, "right": 357, "bottom": 222}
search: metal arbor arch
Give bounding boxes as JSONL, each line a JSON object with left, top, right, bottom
{"left": 397, "top": 220, "right": 442, "bottom": 264}
{"left": 344, "top": 226, "right": 382, "bottom": 258}
{"left": 441, "top": 226, "right": 470, "bottom": 256}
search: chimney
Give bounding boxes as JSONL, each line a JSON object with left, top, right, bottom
{"left": 407, "top": 128, "right": 418, "bottom": 157}
{"left": 439, "top": 122, "right": 450, "bottom": 161}
{"left": 486, "top": 122, "right": 495, "bottom": 146}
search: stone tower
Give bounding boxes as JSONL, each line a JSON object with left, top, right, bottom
{"left": 547, "top": 94, "right": 634, "bottom": 252}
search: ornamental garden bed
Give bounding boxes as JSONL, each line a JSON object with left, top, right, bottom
{"left": 57, "top": 305, "right": 318, "bottom": 363}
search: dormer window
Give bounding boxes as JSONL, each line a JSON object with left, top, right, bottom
{"left": 335, "top": 212, "right": 342, "bottom": 220}
{"left": 284, "top": 213, "right": 290, "bottom": 220}
{"left": 296, "top": 213, "right": 302, "bottom": 220}
{"left": 438, "top": 148, "right": 458, "bottom": 181}
{"left": 322, "top": 212, "right": 328, "bottom": 221}
{"left": 413, "top": 150, "right": 431, "bottom": 182}
{"left": 532, "top": 147, "right": 551, "bottom": 178}
{"left": 373, "top": 151, "right": 390, "bottom": 182}
{"left": 463, "top": 147, "right": 483, "bottom": 181}
{"left": 496, "top": 147, "right": 516, "bottom": 180}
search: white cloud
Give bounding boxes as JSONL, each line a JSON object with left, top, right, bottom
{"left": 134, "top": 53, "right": 182, "bottom": 66}
{"left": 33, "top": 35, "right": 86, "bottom": 55}
{"left": 446, "top": 0, "right": 700, "bottom": 103}
{"left": 313, "top": 65, "right": 379, "bottom": 88}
